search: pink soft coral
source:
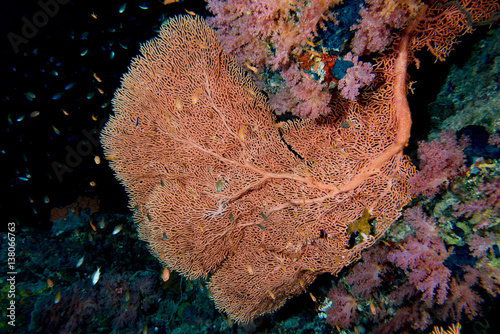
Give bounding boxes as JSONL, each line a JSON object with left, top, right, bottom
{"left": 440, "top": 275, "right": 483, "bottom": 321}
{"left": 409, "top": 131, "right": 468, "bottom": 197}
{"left": 350, "top": 0, "right": 411, "bottom": 55}
{"left": 325, "top": 287, "right": 358, "bottom": 328}
{"left": 387, "top": 207, "right": 451, "bottom": 306}
{"left": 344, "top": 245, "right": 389, "bottom": 298}
{"left": 453, "top": 175, "right": 500, "bottom": 230}
{"left": 338, "top": 52, "right": 375, "bottom": 100}
{"left": 271, "top": 64, "right": 331, "bottom": 118}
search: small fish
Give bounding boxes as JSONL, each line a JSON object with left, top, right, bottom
{"left": 80, "top": 48, "right": 88, "bottom": 56}
{"left": 52, "top": 93, "right": 63, "bottom": 100}
{"left": 267, "top": 289, "right": 275, "bottom": 300}
{"left": 30, "top": 111, "right": 40, "bottom": 118}
{"left": 64, "top": 82, "right": 76, "bottom": 90}
{"left": 54, "top": 290, "right": 61, "bottom": 304}
{"left": 260, "top": 212, "right": 268, "bottom": 221}
{"left": 50, "top": 70, "right": 58, "bottom": 76}
{"left": 47, "top": 278, "right": 54, "bottom": 288}
{"left": 118, "top": 3, "right": 126, "bottom": 13}
{"left": 76, "top": 256, "right": 84, "bottom": 268}
{"left": 139, "top": 4, "right": 148, "bottom": 9}
{"left": 208, "top": 109, "right": 213, "bottom": 119}
{"left": 216, "top": 180, "right": 223, "bottom": 193}
{"left": 184, "top": 9, "right": 196, "bottom": 15}
{"left": 192, "top": 88, "right": 202, "bottom": 104}
{"left": 16, "top": 115, "right": 25, "bottom": 122}
{"left": 61, "top": 109, "right": 69, "bottom": 116}
{"left": 304, "top": 39, "right": 315, "bottom": 47}
{"left": 229, "top": 213, "right": 234, "bottom": 222}
{"left": 247, "top": 264, "right": 254, "bottom": 275}
{"left": 52, "top": 125, "right": 60, "bottom": 135}
{"left": 306, "top": 49, "right": 321, "bottom": 57}
{"left": 97, "top": 87, "right": 104, "bottom": 95}
{"left": 98, "top": 218, "right": 105, "bottom": 229}
{"left": 44, "top": 195, "right": 50, "bottom": 203}
{"left": 309, "top": 291, "right": 317, "bottom": 302}
{"left": 245, "top": 62, "right": 258, "bottom": 73}
{"left": 110, "top": 51, "right": 115, "bottom": 59}
{"left": 18, "top": 176, "right": 29, "bottom": 182}
{"left": 94, "top": 156, "right": 101, "bottom": 164}
{"left": 91, "top": 12, "right": 97, "bottom": 19}
{"left": 238, "top": 125, "right": 246, "bottom": 141}
{"left": 162, "top": 232, "right": 167, "bottom": 241}
{"left": 92, "top": 267, "right": 101, "bottom": 285}
{"left": 24, "top": 92, "right": 36, "bottom": 100}
{"left": 89, "top": 220, "right": 97, "bottom": 231}
{"left": 174, "top": 97, "right": 182, "bottom": 112}
{"left": 273, "top": 122, "right": 285, "bottom": 128}
{"left": 89, "top": 181, "right": 96, "bottom": 187}
{"left": 112, "top": 224, "right": 123, "bottom": 235}
{"left": 161, "top": 267, "right": 170, "bottom": 282}
{"left": 299, "top": 278, "right": 305, "bottom": 290}
{"left": 93, "top": 72, "right": 102, "bottom": 82}
{"left": 162, "top": 0, "right": 178, "bottom": 5}
{"left": 135, "top": 117, "right": 139, "bottom": 126}
{"left": 256, "top": 224, "right": 265, "bottom": 231}
{"left": 369, "top": 298, "right": 376, "bottom": 315}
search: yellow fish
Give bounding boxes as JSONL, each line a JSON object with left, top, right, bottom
{"left": 161, "top": 267, "right": 170, "bottom": 282}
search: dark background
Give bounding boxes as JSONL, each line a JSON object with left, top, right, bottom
{"left": 0, "top": 0, "right": 209, "bottom": 229}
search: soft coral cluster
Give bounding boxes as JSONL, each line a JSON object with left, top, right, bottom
{"left": 453, "top": 174, "right": 500, "bottom": 230}
{"left": 337, "top": 52, "right": 375, "bottom": 100}
{"left": 206, "top": 0, "right": 341, "bottom": 70}
{"left": 324, "top": 200, "right": 500, "bottom": 332}
{"left": 207, "top": 0, "right": 344, "bottom": 119}
{"left": 325, "top": 287, "right": 358, "bottom": 328}
{"left": 410, "top": 131, "right": 468, "bottom": 197}
{"left": 350, "top": 0, "right": 419, "bottom": 55}
{"left": 31, "top": 271, "right": 161, "bottom": 332}
{"left": 387, "top": 207, "right": 451, "bottom": 306}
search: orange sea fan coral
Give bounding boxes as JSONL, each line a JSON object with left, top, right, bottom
{"left": 100, "top": 15, "right": 416, "bottom": 323}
